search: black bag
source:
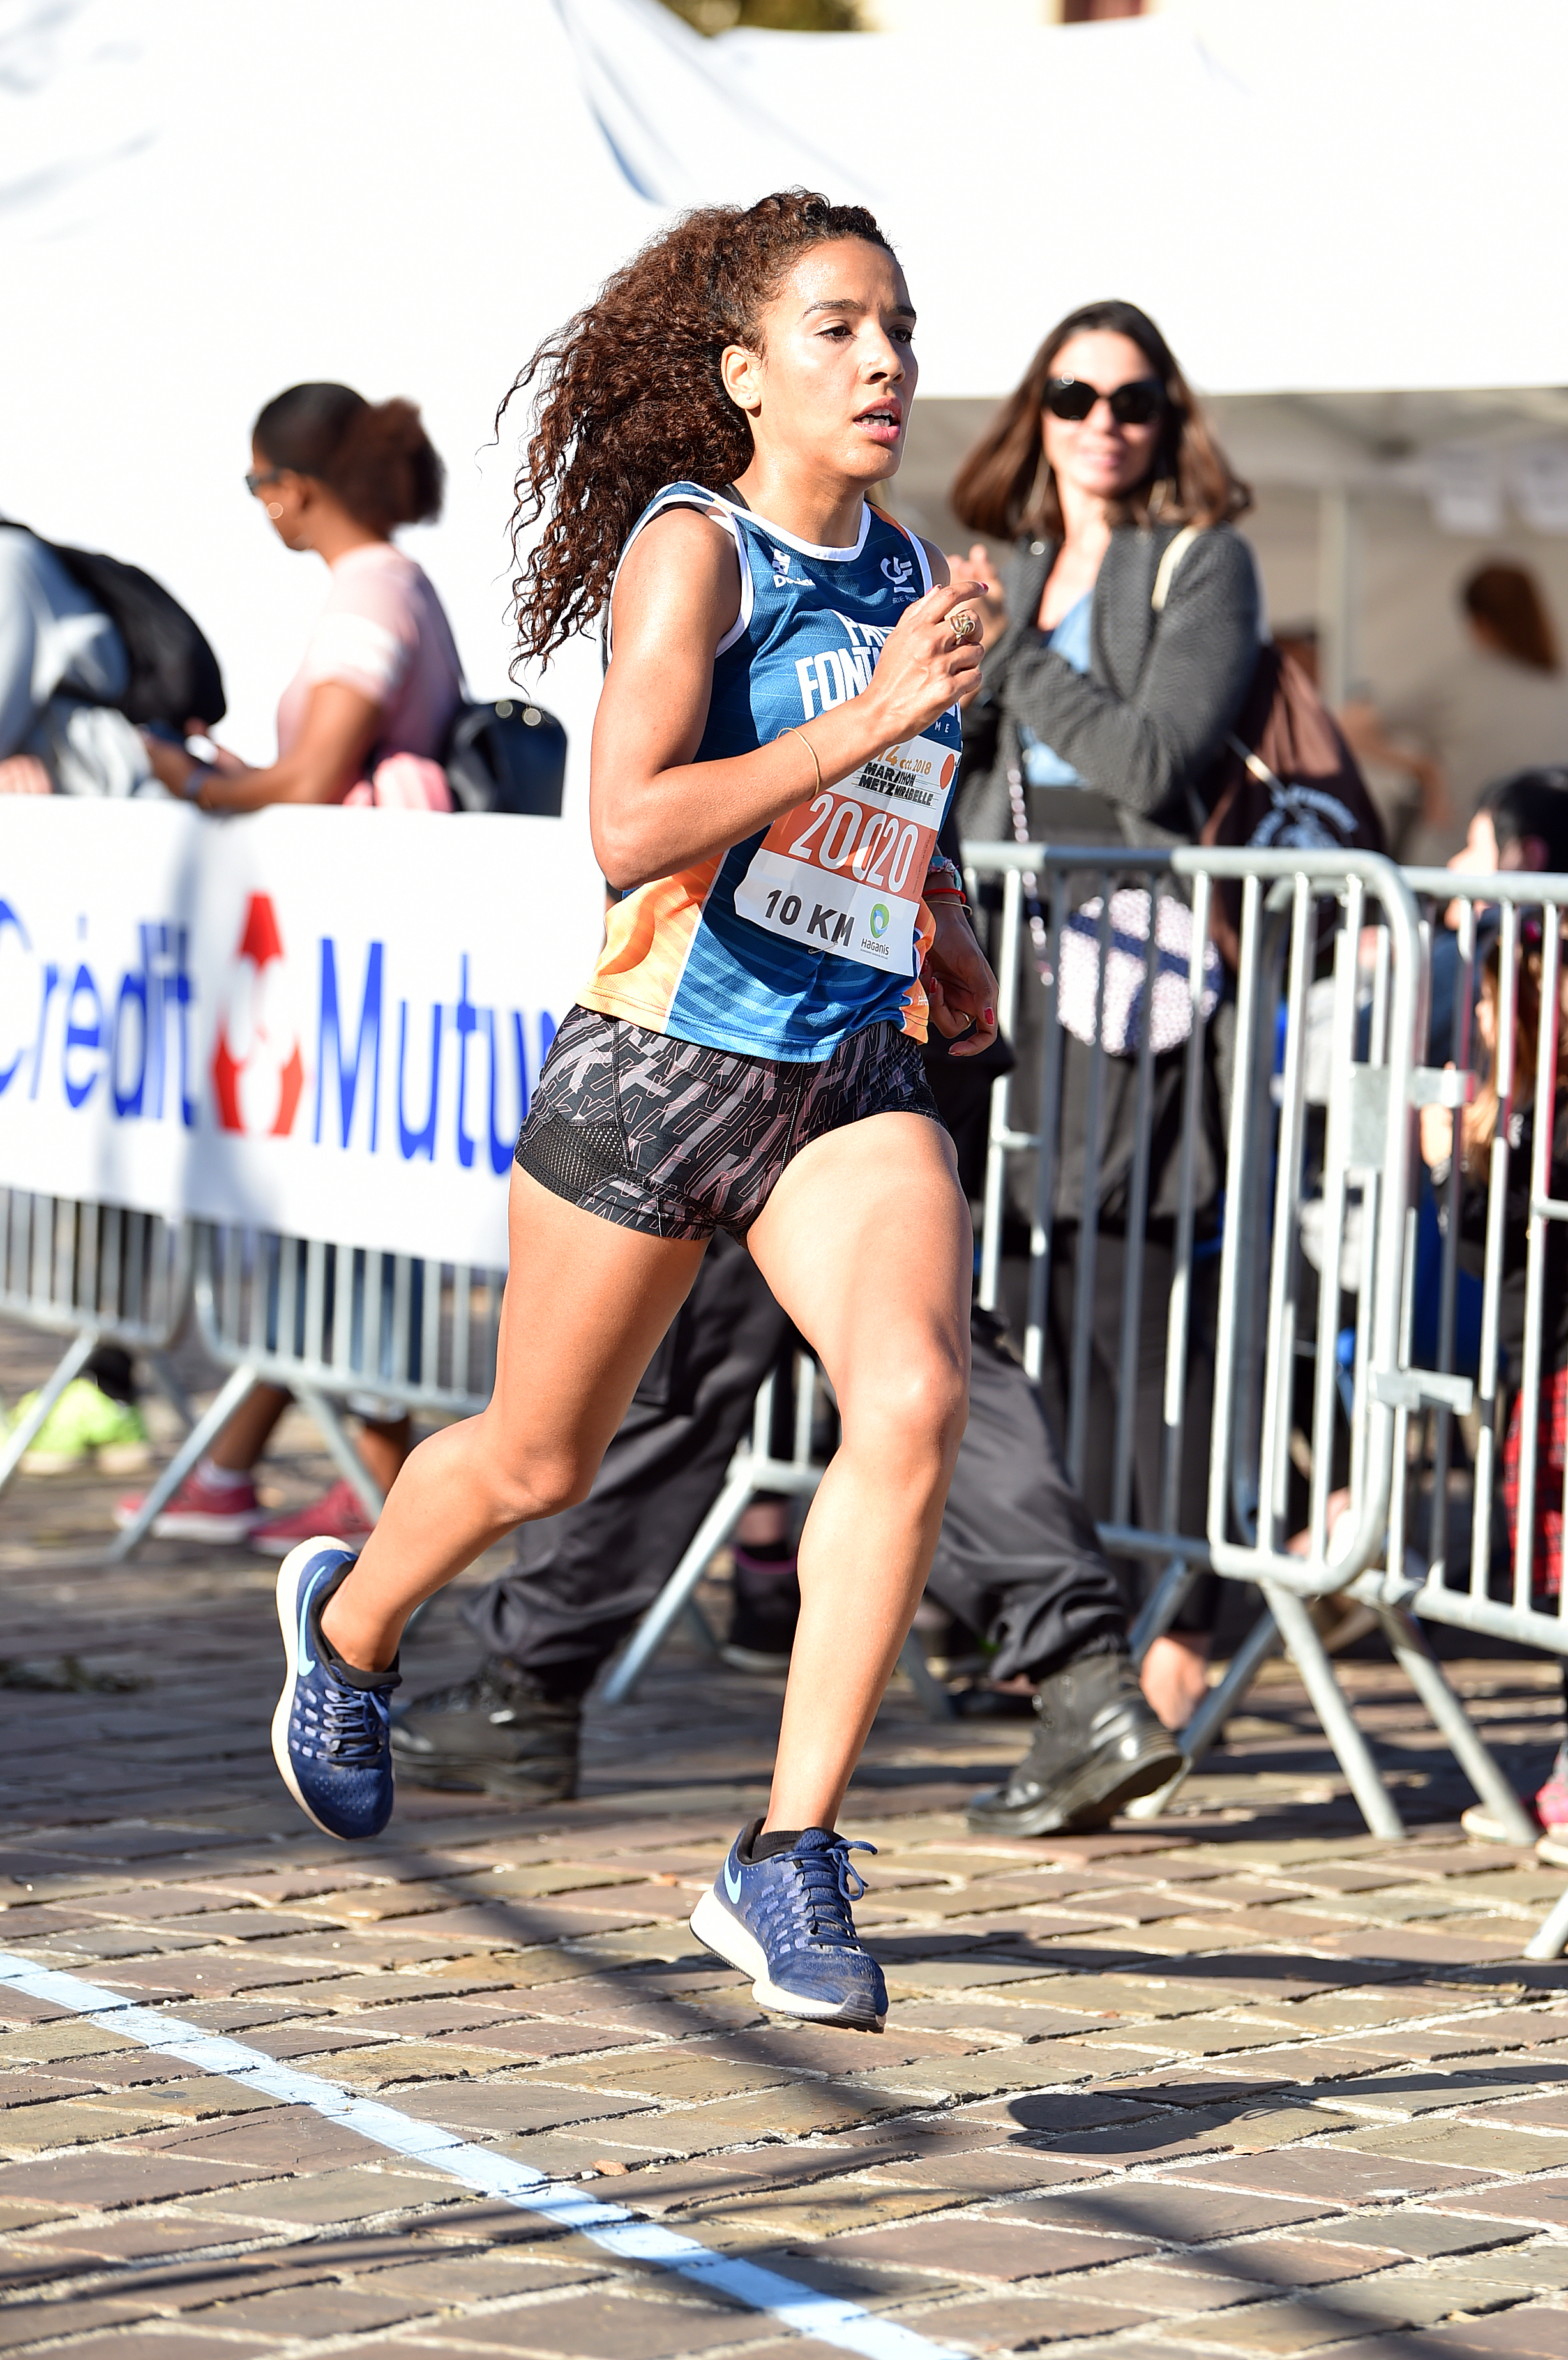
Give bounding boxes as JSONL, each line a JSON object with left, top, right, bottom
{"left": 444, "top": 697, "right": 566, "bottom": 817}
{"left": 8, "top": 524, "right": 227, "bottom": 729}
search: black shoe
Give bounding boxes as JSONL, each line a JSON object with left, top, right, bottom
{"left": 389, "top": 1658, "right": 581, "bottom": 1803}
{"left": 965, "top": 1650, "right": 1182, "bottom": 1838}
{"left": 721, "top": 1548, "right": 800, "bottom": 1672}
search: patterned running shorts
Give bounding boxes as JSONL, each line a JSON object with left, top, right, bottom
{"left": 514, "top": 1004, "right": 939, "bottom": 1242}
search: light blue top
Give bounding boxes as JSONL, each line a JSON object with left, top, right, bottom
{"left": 1018, "top": 591, "right": 1092, "bottom": 788}
{"left": 584, "top": 483, "right": 963, "bottom": 1063}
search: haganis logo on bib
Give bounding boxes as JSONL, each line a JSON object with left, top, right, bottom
{"left": 870, "top": 904, "right": 890, "bottom": 939}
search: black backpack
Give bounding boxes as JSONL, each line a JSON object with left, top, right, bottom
{"left": 444, "top": 697, "right": 566, "bottom": 816}
{"left": 5, "top": 523, "right": 226, "bottom": 730}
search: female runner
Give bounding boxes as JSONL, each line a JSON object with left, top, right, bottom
{"left": 269, "top": 191, "right": 998, "bottom": 2032}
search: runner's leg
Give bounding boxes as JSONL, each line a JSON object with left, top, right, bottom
{"left": 743, "top": 1110, "right": 971, "bottom": 1833}
{"left": 317, "top": 1170, "right": 707, "bottom": 1674}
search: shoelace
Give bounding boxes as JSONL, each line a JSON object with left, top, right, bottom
{"left": 785, "top": 1838, "right": 876, "bottom": 1952}
{"left": 320, "top": 1669, "right": 391, "bottom": 1764}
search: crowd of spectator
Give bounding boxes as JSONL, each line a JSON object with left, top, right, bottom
{"left": 3, "top": 312, "right": 1567, "bottom": 1859}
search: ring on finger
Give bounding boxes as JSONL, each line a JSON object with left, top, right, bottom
{"left": 949, "top": 609, "right": 978, "bottom": 644}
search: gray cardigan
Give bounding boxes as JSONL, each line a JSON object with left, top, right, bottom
{"left": 958, "top": 519, "right": 1260, "bottom": 849}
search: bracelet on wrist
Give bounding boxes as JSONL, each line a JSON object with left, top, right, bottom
{"left": 182, "top": 762, "right": 213, "bottom": 805}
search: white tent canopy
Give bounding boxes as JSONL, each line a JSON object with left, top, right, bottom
{"left": 3, "top": 0, "right": 1565, "bottom": 754}
{"left": 0, "top": 0, "right": 658, "bottom": 773}
{"left": 563, "top": 0, "right": 1568, "bottom": 697}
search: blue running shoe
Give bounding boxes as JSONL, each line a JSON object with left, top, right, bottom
{"left": 689, "top": 1820, "right": 887, "bottom": 2031}
{"left": 271, "top": 1539, "right": 398, "bottom": 1841}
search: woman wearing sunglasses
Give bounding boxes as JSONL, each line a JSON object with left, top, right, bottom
{"left": 944, "top": 299, "right": 1258, "bottom": 1760}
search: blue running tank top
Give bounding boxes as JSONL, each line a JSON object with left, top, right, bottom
{"left": 577, "top": 482, "right": 964, "bottom": 1062}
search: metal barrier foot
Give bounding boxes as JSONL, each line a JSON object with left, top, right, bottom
{"left": 0, "top": 1328, "right": 102, "bottom": 1496}
{"left": 295, "top": 1384, "right": 386, "bottom": 1524}
{"left": 1523, "top": 1879, "right": 1568, "bottom": 1963}
{"left": 602, "top": 1467, "right": 760, "bottom": 1704}
{"left": 1125, "top": 1607, "right": 1280, "bottom": 1819}
{"left": 1265, "top": 1581, "right": 1407, "bottom": 1841}
{"left": 105, "top": 1365, "right": 260, "bottom": 1562}
{"left": 1374, "top": 1605, "right": 1539, "bottom": 1847}
{"left": 1127, "top": 1555, "right": 1198, "bottom": 1668}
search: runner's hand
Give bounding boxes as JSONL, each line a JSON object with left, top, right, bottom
{"left": 941, "top": 543, "right": 1007, "bottom": 643}
{"left": 925, "top": 902, "right": 999, "bottom": 1058}
{"left": 866, "top": 580, "right": 985, "bottom": 743}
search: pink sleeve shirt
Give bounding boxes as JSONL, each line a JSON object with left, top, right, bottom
{"left": 275, "top": 542, "right": 464, "bottom": 776}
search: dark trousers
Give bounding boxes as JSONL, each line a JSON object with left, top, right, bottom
{"left": 1029, "top": 1226, "right": 1220, "bottom": 1634}
{"left": 464, "top": 1234, "right": 1126, "bottom": 1689}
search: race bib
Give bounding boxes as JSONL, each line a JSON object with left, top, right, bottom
{"left": 734, "top": 729, "right": 958, "bottom": 973}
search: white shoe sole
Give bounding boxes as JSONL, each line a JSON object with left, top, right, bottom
{"left": 688, "top": 1888, "right": 885, "bottom": 2029}
{"left": 112, "top": 1505, "right": 262, "bottom": 1543}
{"left": 1461, "top": 1803, "right": 1537, "bottom": 1846}
{"left": 270, "top": 1538, "right": 358, "bottom": 1842}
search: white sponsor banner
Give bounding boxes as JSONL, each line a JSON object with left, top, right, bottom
{"left": 0, "top": 802, "right": 604, "bottom": 1268}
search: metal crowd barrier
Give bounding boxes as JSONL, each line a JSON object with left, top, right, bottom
{"left": 599, "top": 1350, "right": 951, "bottom": 1718}
{"left": 963, "top": 842, "right": 1553, "bottom": 1944}
{"left": 1369, "top": 868, "right": 1568, "bottom": 1958}
{"left": 105, "top": 1223, "right": 509, "bottom": 1559}
{"left": 0, "top": 1189, "right": 194, "bottom": 1505}
{"left": 6, "top": 849, "right": 1567, "bottom": 1956}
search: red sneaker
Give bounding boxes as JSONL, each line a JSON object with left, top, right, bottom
{"left": 250, "top": 1478, "right": 377, "bottom": 1557}
{"left": 1537, "top": 1742, "right": 1568, "bottom": 1835}
{"left": 113, "top": 1468, "right": 262, "bottom": 1543}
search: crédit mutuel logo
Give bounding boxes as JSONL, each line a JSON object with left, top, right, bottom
{"left": 211, "top": 893, "right": 305, "bottom": 1137}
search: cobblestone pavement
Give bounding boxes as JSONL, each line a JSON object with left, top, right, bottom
{"left": 2, "top": 1324, "right": 1567, "bottom": 2356}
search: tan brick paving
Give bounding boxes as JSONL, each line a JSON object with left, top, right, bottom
{"left": 2, "top": 1316, "right": 1568, "bottom": 2352}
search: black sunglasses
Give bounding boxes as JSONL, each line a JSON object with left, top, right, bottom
{"left": 1045, "top": 375, "right": 1165, "bottom": 427}
{"left": 244, "top": 466, "right": 290, "bottom": 495}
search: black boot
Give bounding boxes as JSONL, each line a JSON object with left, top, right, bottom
{"left": 389, "top": 1657, "right": 583, "bottom": 1803}
{"left": 721, "top": 1547, "right": 801, "bottom": 1671}
{"left": 965, "top": 1649, "right": 1182, "bottom": 1838}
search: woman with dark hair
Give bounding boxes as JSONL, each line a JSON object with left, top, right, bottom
{"left": 140, "top": 382, "right": 461, "bottom": 814}
{"left": 944, "top": 299, "right": 1261, "bottom": 1747}
{"left": 947, "top": 296, "right": 1257, "bottom": 844}
{"left": 122, "top": 384, "right": 464, "bottom": 1553}
{"left": 266, "top": 193, "right": 999, "bottom": 2033}
{"left": 1343, "top": 559, "right": 1568, "bottom": 863}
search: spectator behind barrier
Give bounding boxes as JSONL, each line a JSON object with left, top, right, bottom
{"left": 0, "top": 527, "right": 153, "bottom": 797}
{"left": 1343, "top": 563, "right": 1568, "bottom": 865}
{"left": 119, "top": 382, "right": 466, "bottom": 1552}
{"left": 1419, "top": 764, "right": 1568, "bottom": 1856}
{"left": 941, "top": 298, "right": 1260, "bottom": 1732}
{"left": 140, "top": 381, "right": 462, "bottom": 813}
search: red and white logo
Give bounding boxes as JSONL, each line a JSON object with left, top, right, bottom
{"left": 211, "top": 894, "right": 305, "bottom": 1136}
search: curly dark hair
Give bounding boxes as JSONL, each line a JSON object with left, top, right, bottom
{"left": 499, "top": 190, "right": 896, "bottom": 667}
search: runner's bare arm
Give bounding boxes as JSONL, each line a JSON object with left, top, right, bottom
{"left": 592, "top": 510, "right": 984, "bottom": 889}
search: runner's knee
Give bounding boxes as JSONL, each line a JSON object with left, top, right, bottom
{"left": 474, "top": 1435, "right": 597, "bottom": 1527}
{"left": 842, "top": 1345, "right": 968, "bottom": 1472}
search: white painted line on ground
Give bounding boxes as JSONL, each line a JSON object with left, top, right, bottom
{"left": 0, "top": 1951, "right": 967, "bottom": 2360}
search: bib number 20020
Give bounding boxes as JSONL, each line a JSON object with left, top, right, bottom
{"left": 734, "top": 729, "right": 957, "bottom": 972}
